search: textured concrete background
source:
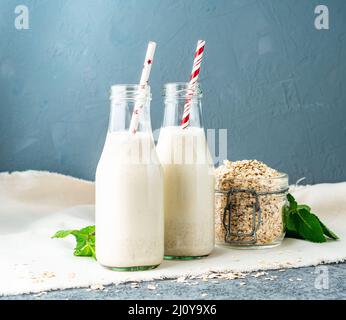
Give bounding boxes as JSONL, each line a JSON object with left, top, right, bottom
{"left": 0, "top": 0, "right": 345, "bottom": 182}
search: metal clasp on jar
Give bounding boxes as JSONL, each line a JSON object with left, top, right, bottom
{"left": 219, "top": 187, "right": 289, "bottom": 245}
{"left": 223, "top": 188, "right": 262, "bottom": 245}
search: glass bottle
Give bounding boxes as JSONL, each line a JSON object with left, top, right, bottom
{"left": 95, "top": 85, "right": 164, "bottom": 270}
{"left": 156, "top": 82, "right": 215, "bottom": 259}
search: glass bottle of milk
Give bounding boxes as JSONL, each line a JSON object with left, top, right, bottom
{"left": 95, "top": 85, "right": 164, "bottom": 271}
{"left": 156, "top": 82, "right": 215, "bottom": 259}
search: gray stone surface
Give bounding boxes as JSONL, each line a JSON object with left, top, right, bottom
{"left": 2, "top": 262, "right": 346, "bottom": 300}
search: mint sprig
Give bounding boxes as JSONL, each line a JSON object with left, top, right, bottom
{"left": 284, "top": 194, "right": 339, "bottom": 243}
{"left": 52, "top": 225, "right": 96, "bottom": 259}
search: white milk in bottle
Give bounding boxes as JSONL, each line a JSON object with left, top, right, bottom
{"left": 156, "top": 83, "right": 215, "bottom": 259}
{"left": 95, "top": 85, "right": 164, "bottom": 270}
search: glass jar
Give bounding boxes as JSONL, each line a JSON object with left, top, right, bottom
{"left": 95, "top": 84, "right": 164, "bottom": 270}
{"left": 156, "top": 82, "right": 215, "bottom": 259}
{"left": 215, "top": 174, "right": 288, "bottom": 248}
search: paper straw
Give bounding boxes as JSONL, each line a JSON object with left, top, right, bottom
{"left": 181, "top": 40, "right": 206, "bottom": 129}
{"left": 129, "top": 41, "right": 157, "bottom": 134}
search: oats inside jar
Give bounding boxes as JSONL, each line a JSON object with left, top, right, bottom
{"left": 215, "top": 160, "right": 288, "bottom": 248}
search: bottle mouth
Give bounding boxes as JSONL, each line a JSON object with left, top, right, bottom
{"left": 110, "top": 84, "right": 152, "bottom": 101}
{"left": 163, "top": 82, "right": 203, "bottom": 100}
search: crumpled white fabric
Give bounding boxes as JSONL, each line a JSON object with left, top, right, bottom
{"left": 0, "top": 170, "right": 345, "bottom": 296}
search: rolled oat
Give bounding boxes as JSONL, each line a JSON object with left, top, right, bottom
{"left": 215, "top": 160, "right": 288, "bottom": 247}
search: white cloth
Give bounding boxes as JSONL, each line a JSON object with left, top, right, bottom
{"left": 0, "top": 171, "right": 345, "bottom": 296}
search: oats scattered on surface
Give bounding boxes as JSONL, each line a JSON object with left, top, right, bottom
{"left": 201, "top": 293, "right": 208, "bottom": 297}
{"left": 131, "top": 282, "right": 140, "bottom": 289}
{"left": 42, "top": 272, "right": 55, "bottom": 278}
{"left": 202, "top": 275, "right": 209, "bottom": 282}
{"left": 32, "top": 279, "right": 44, "bottom": 284}
{"left": 176, "top": 276, "right": 186, "bottom": 283}
{"left": 296, "top": 278, "right": 303, "bottom": 281}
{"left": 30, "top": 271, "right": 56, "bottom": 283}
{"left": 33, "top": 291, "right": 47, "bottom": 297}
{"left": 252, "top": 271, "right": 267, "bottom": 278}
{"left": 199, "top": 271, "right": 247, "bottom": 281}
{"left": 68, "top": 272, "right": 76, "bottom": 279}
{"left": 147, "top": 284, "right": 157, "bottom": 290}
{"left": 90, "top": 284, "right": 105, "bottom": 291}
{"left": 224, "top": 272, "right": 247, "bottom": 280}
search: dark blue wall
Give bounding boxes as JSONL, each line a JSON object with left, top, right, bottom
{"left": 0, "top": 0, "right": 345, "bottom": 183}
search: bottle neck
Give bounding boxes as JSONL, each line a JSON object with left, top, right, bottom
{"left": 162, "top": 82, "right": 203, "bottom": 128}
{"left": 108, "top": 84, "right": 152, "bottom": 133}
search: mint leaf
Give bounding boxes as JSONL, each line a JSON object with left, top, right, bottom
{"left": 296, "top": 208, "right": 326, "bottom": 243}
{"left": 312, "top": 214, "right": 339, "bottom": 240}
{"left": 297, "top": 204, "right": 311, "bottom": 211}
{"left": 52, "top": 225, "right": 96, "bottom": 259}
{"left": 77, "top": 225, "right": 95, "bottom": 236}
{"left": 284, "top": 209, "right": 299, "bottom": 233}
{"left": 284, "top": 194, "right": 339, "bottom": 243}
{"left": 285, "top": 229, "right": 303, "bottom": 240}
{"left": 52, "top": 230, "right": 76, "bottom": 238}
{"left": 287, "top": 193, "right": 297, "bottom": 210}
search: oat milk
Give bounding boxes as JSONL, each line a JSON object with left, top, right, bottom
{"left": 156, "top": 126, "right": 215, "bottom": 257}
{"left": 96, "top": 131, "right": 164, "bottom": 268}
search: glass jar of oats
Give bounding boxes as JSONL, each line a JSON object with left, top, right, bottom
{"left": 215, "top": 160, "right": 288, "bottom": 249}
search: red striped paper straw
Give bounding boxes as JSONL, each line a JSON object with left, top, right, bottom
{"left": 181, "top": 40, "right": 206, "bottom": 129}
{"left": 129, "top": 41, "right": 157, "bottom": 134}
